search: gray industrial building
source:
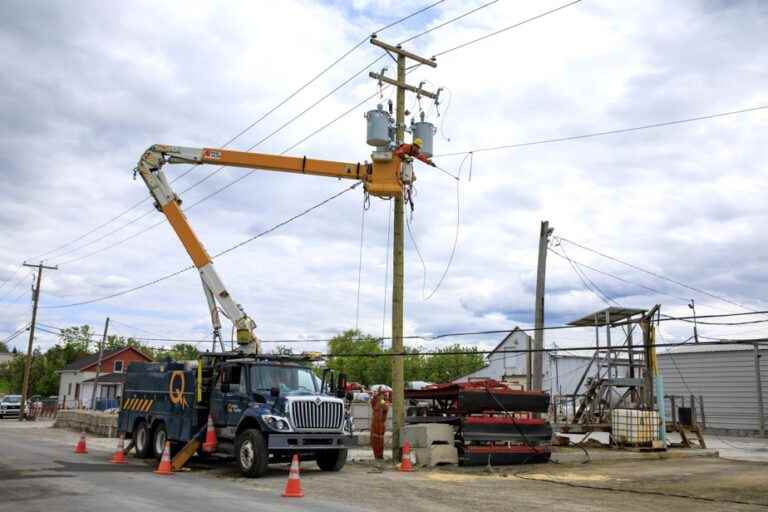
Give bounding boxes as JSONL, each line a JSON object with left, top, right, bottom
{"left": 455, "top": 328, "right": 767, "bottom": 436}
{"left": 658, "top": 344, "right": 767, "bottom": 436}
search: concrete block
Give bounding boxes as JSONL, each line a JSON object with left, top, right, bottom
{"left": 403, "top": 423, "right": 455, "bottom": 448}
{"left": 414, "top": 445, "right": 459, "bottom": 467}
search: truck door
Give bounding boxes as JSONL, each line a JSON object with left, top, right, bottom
{"left": 210, "top": 365, "right": 250, "bottom": 432}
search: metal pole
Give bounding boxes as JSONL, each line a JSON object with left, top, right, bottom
{"left": 754, "top": 344, "right": 765, "bottom": 436}
{"left": 390, "top": 51, "right": 406, "bottom": 462}
{"left": 91, "top": 317, "right": 110, "bottom": 410}
{"left": 698, "top": 395, "right": 706, "bottom": 430}
{"left": 19, "top": 261, "right": 57, "bottom": 421}
{"left": 532, "top": 221, "right": 550, "bottom": 390}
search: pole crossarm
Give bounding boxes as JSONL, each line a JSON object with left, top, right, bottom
{"left": 368, "top": 72, "right": 438, "bottom": 99}
{"left": 369, "top": 36, "right": 437, "bottom": 67}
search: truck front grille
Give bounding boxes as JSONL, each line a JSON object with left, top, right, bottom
{"left": 289, "top": 399, "right": 344, "bottom": 431}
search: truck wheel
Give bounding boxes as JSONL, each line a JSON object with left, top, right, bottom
{"left": 235, "top": 429, "right": 269, "bottom": 478}
{"left": 152, "top": 422, "right": 168, "bottom": 459}
{"left": 134, "top": 420, "right": 152, "bottom": 459}
{"left": 316, "top": 449, "right": 347, "bottom": 471}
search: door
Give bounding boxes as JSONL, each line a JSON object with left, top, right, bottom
{"left": 210, "top": 365, "right": 250, "bottom": 437}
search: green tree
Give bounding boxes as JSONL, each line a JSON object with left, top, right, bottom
{"left": 0, "top": 341, "right": 9, "bottom": 352}
{"left": 165, "top": 343, "right": 200, "bottom": 361}
{"left": 272, "top": 345, "right": 294, "bottom": 356}
{"left": 422, "top": 344, "right": 485, "bottom": 383}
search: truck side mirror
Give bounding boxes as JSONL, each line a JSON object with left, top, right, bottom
{"left": 336, "top": 373, "right": 348, "bottom": 399}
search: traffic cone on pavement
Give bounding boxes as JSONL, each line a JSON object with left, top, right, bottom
{"left": 202, "top": 414, "right": 217, "bottom": 453}
{"left": 74, "top": 431, "right": 88, "bottom": 454}
{"left": 110, "top": 433, "right": 127, "bottom": 464}
{"left": 282, "top": 454, "right": 304, "bottom": 498}
{"left": 154, "top": 441, "right": 173, "bottom": 475}
{"left": 400, "top": 440, "right": 414, "bottom": 472}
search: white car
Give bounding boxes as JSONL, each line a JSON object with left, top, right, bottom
{"left": 0, "top": 395, "right": 22, "bottom": 418}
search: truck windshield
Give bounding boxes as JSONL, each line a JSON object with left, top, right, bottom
{"left": 250, "top": 365, "right": 318, "bottom": 394}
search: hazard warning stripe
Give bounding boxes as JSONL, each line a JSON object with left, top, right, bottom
{"left": 126, "top": 399, "right": 134, "bottom": 410}
{"left": 145, "top": 400, "right": 154, "bottom": 412}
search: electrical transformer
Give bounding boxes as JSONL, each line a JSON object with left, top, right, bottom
{"left": 365, "top": 104, "right": 392, "bottom": 147}
{"left": 412, "top": 119, "right": 435, "bottom": 157}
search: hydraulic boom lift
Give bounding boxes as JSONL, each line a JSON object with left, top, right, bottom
{"left": 135, "top": 144, "right": 414, "bottom": 353}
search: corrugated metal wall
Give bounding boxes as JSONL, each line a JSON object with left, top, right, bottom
{"left": 658, "top": 347, "right": 767, "bottom": 433}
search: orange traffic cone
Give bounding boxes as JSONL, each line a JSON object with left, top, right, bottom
{"left": 282, "top": 454, "right": 304, "bottom": 498}
{"left": 154, "top": 441, "right": 173, "bottom": 475}
{"left": 74, "top": 431, "right": 88, "bottom": 454}
{"left": 400, "top": 440, "right": 414, "bottom": 472}
{"left": 110, "top": 433, "right": 127, "bottom": 464}
{"left": 202, "top": 414, "right": 217, "bottom": 453}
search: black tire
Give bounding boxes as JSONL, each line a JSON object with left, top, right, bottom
{"left": 134, "top": 420, "right": 152, "bottom": 459}
{"left": 316, "top": 449, "right": 347, "bottom": 471}
{"left": 235, "top": 429, "right": 269, "bottom": 478}
{"left": 152, "top": 422, "right": 168, "bottom": 460}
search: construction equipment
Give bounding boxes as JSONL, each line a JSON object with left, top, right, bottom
{"left": 134, "top": 138, "right": 425, "bottom": 353}
{"left": 404, "top": 379, "right": 552, "bottom": 466}
{"left": 118, "top": 352, "right": 355, "bottom": 478}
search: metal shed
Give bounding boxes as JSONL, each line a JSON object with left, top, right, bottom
{"left": 658, "top": 343, "right": 767, "bottom": 436}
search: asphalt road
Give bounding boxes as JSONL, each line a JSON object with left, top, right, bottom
{"left": 0, "top": 421, "right": 365, "bottom": 512}
{"left": 2, "top": 420, "right": 767, "bottom": 512}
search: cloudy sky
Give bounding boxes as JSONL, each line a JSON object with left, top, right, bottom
{"left": 1, "top": 0, "right": 766, "bottom": 356}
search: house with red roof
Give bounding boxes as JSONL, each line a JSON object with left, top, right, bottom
{"left": 56, "top": 347, "right": 152, "bottom": 409}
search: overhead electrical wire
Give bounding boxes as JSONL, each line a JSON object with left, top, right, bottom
{"left": 557, "top": 236, "right": 764, "bottom": 314}
{"left": 436, "top": 105, "right": 768, "bottom": 158}
{"left": 548, "top": 247, "right": 691, "bottom": 303}
{"left": 47, "top": 2, "right": 505, "bottom": 268}
{"left": 42, "top": 183, "right": 361, "bottom": 309}
{"left": 29, "top": 323, "right": 768, "bottom": 357}
{"left": 1, "top": 324, "right": 30, "bottom": 346}
{"left": 31, "top": 0, "right": 447, "bottom": 265}
{"left": 432, "top": 0, "right": 582, "bottom": 58}
{"left": 35, "top": 310, "right": 768, "bottom": 345}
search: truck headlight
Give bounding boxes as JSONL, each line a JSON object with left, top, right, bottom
{"left": 262, "top": 414, "right": 293, "bottom": 432}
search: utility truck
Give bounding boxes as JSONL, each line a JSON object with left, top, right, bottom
{"left": 118, "top": 353, "right": 354, "bottom": 477}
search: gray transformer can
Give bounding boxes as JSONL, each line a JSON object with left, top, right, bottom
{"left": 412, "top": 121, "right": 436, "bottom": 157}
{"left": 366, "top": 105, "right": 392, "bottom": 147}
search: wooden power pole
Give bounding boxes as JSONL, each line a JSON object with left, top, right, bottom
{"left": 19, "top": 261, "right": 57, "bottom": 420}
{"left": 532, "top": 221, "right": 552, "bottom": 390}
{"left": 91, "top": 317, "right": 110, "bottom": 410}
{"left": 369, "top": 36, "right": 437, "bottom": 461}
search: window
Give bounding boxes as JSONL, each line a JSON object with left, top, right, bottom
{"left": 113, "top": 360, "right": 124, "bottom": 373}
{"left": 68, "top": 383, "right": 72, "bottom": 396}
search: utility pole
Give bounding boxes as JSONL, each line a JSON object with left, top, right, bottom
{"left": 532, "top": 221, "right": 552, "bottom": 390}
{"left": 19, "top": 261, "right": 57, "bottom": 421}
{"left": 688, "top": 299, "right": 699, "bottom": 344}
{"left": 91, "top": 317, "right": 110, "bottom": 410}
{"left": 369, "top": 35, "right": 437, "bottom": 461}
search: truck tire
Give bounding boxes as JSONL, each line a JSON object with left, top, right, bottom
{"left": 134, "top": 420, "right": 152, "bottom": 459}
{"left": 316, "top": 449, "right": 347, "bottom": 471}
{"left": 152, "top": 422, "right": 168, "bottom": 459}
{"left": 235, "top": 429, "right": 269, "bottom": 478}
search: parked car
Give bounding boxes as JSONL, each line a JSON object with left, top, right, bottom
{"left": 0, "top": 395, "right": 22, "bottom": 418}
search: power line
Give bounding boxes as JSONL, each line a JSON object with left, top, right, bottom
{"left": 548, "top": 247, "right": 691, "bottom": 303}
{"left": 33, "top": 2, "right": 447, "bottom": 265}
{"left": 557, "top": 236, "right": 763, "bottom": 314}
{"left": 436, "top": 105, "right": 768, "bottom": 157}
{"left": 432, "top": 0, "right": 582, "bottom": 58}
{"left": 41, "top": 183, "right": 360, "bottom": 309}
{"left": 1, "top": 324, "right": 30, "bottom": 346}
{"left": 26, "top": 311, "right": 768, "bottom": 346}
{"left": 400, "top": 0, "right": 501, "bottom": 44}
{"left": 47, "top": 2, "right": 508, "bottom": 268}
